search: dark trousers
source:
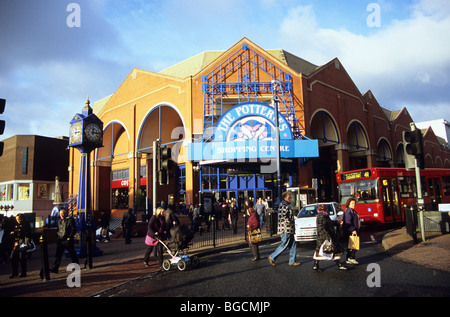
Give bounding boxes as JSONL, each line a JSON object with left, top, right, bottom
{"left": 248, "top": 241, "right": 260, "bottom": 260}
{"left": 10, "top": 248, "right": 27, "bottom": 276}
{"left": 344, "top": 234, "right": 358, "bottom": 260}
{"left": 52, "top": 239, "right": 79, "bottom": 270}
{"left": 124, "top": 225, "right": 132, "bottom": 244}
{"left": 144, "top": 243, "right": 164, "bottom": 266}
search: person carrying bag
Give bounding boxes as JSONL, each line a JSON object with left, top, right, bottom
{"left": 246, "top": 208, "right": 261, "bottom": 261}
{"left": 343, "top": 198, "right": 360, "bottom": 265}
{"left": 313, "top": 205, "right": 346, "bottom": 271}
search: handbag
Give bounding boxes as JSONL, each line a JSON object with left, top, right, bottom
{"left": 145, "top": 235, "right": 158, "bottom": 246}
{"left": 248, "top": 228, "right": 262, "bottom": 244}
{"left": 322, "top": 239, "right": 335, "bottom": 253}
{"left": 317, "top": 244, "right": 334, "bottom": 260}
{"left": 19, "top": 239, "right": 33, "bottom": 251}
{"left": 348, "top": 233, "right": 360, "bottom": 250}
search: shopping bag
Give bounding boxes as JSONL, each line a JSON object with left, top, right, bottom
{"left": 318, "top": 242, "right": 334, "bottom": 260}
{"left": 322, "top": 239, "right": 335, "bottom": 253}
{"left": 248, "top": 228, "right": 262, "bottom": 244}
{"left": 319, "top": 240, "right": 333, "bottom": 260}
{"left": 348, "top": 233, "right": 360, "bottom": 250}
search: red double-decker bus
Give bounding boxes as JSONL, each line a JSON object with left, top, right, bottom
{"left": 336, "top": 168, "right": 450, "bottom": 223}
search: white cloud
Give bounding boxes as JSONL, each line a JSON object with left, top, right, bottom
{"left": 1, "top": 0, "right": 449, "bottom": 141}
{"left": 277, "top": 0, "right": 450, "bottom": 122}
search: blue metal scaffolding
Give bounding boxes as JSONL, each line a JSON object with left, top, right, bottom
{"left": 201, "top": 44, "right": 301, "bottom": 142}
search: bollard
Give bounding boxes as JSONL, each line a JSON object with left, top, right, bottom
{"left": 39, "top": 229, "right": 51, "bottom": 281}
{"left": 85, "top": 232, "right": 93, "bottom": 269}
{"left": 405, "top": 206, "right": 418, "bottom": 244}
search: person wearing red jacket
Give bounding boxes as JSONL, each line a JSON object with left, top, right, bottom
{"left": 246, "top": 207, "right": 260, "bottom": 261}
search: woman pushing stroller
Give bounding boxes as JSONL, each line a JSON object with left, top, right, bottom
{"left": 144, "top": 207, "right": 167, "bottom": 268}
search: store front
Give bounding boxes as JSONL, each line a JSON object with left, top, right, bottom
{"left": 189, "top": 101, "right": 319, "bottom": 205}
{"left": 68, "top": 38, "right": 450, "bottom": 214}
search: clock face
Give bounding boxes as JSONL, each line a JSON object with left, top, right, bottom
{"left": 70, "top": 122, "right": 82, "bottom": 144}
{"left": 85, "top": 123, "right": 102, "bottom": 142}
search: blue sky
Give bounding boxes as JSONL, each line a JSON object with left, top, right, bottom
{"left": 1, "top": 0, "right": 449, "bottom": 140}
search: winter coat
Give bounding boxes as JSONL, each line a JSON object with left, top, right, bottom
{"left": 11, "top": 220, "right": 31, "bottom": 248}
{"left": 315, "top": 211, "right": 340, "bottom": 253}
{"left": 147, "top": 215, "right": 166, "bottom": 240}
{"left": 277, "top": 199, "right": 294, "bottom": 235}
{"left": 246, "top": 212, "right": 260, "bottom": 232}
{"left": 343, "top": 207, "right": 360, "bottom": 235}
{"left": 56, "top": 217, "right": 77, "bottom": 241}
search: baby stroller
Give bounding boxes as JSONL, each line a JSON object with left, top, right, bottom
{"left": 159, "top": 224, "right": 199, "bottom": 271}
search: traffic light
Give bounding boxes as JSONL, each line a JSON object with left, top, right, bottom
{"left": 0, "top": 98, "right": 5, "bottom": 157}
{"left": 403, "top": 129, "right": 424, "bottom": 169}
{"left": 159, "top": 145, "right": 172, "bottom": 185}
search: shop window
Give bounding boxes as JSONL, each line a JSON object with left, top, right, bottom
{"left": 0, "top": 184, "right": 13, "bottom": 201}
{"left": 112, "top": 188, "right": 128, "bottom": 209}
{"left": 178, "top": 165, "right": 186, "bottom": 193}
{"left": 18, "top": 183, "right": 30, "bottom": 200}
{"left": 37, "top": 184, "right": 48, "bottom": 199}
{"left": 112, "top": 168, "right": 129, "bottom": 181}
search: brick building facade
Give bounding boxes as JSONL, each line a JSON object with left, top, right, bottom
{"left": 68, "top": 38, "right": 450, "bottom": 215}
{"left": 0, "top": 135, "right": 69, "bottom": 220}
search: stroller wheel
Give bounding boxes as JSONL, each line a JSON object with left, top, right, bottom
{"left": 191, "top": 256, "right": 200, "bottom": 268}
{"left": 162, "top": 259, "right": 171, "bottom": 271}
{"left": 177, "top": 259, "right": 186, "bottom": 271}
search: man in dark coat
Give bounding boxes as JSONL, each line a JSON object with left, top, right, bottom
{"left": 122, "top": 208, "right": 136, "bottom": 244}
{"left": 51, "top": 209, "right": 79, "bottom": 273}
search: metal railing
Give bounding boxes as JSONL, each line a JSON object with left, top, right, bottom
{"left": 189, "top": 212, "right": 278, "bottom": 250}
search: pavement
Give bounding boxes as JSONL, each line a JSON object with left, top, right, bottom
{"left": 1, "top": 226, "right": 449, "bottom": 297}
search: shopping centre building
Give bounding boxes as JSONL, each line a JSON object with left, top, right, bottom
{"left": 67, "top": 38, "right": 450, "bottom": 216}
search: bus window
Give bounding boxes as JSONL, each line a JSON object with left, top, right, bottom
{"left": 338, "top": 179, "right": 378, "bottom": 205}
{"left": 443, "top": 176, "right": 450, "bottom": 197}
{"left": 398, "top": 176, "right": 415, "bottom": 198}
{"left": 421, "top": 177, "right": 428, "bottom": 197}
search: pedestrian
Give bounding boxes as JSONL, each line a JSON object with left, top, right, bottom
{"left": 50, "top": 209, "right": 79, "bottom": 274}
{"left": 255, "top": 198, "right": 266, "bottom": 228}
{"left": 246, "top": 207, "right": 260, "bottom": 261}
{"left": 0, "top": 215, "right": 9, "bottom": 263}
{"left": 268, "top": 192, "right": 300, "bottom": 267}
{"left": 220, "top": 199, "right": 230, "bottom": 230}
{"left": 99, "top": 210, "right": 110, "bottom": 243}
{"left": 143, "top": 207, "right": 167, "bottom": 267}
{"left": 192, "top": 204, "right": 200, "bottom": 233}
{"left": 313, "top": 205, "right": 346, "bottom": 271}
{"left": 9, "top": 213, "right": 31, "bottom": 278}
{"left": 164, "top": 205, "right": 180, "bottom": 240}
{"left": 343, "top": 198, "right": 360, "bottom": 265}
{"left": 230, "top": 201, "right": 239, "bottom": 234}
{"left": 122, "top": 208, "right": 136, "bottom": 244}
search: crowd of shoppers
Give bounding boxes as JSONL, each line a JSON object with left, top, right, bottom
{"left": 1, "top": 192, "right": 361, "bottom": 278}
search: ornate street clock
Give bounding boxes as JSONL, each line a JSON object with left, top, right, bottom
{"left": 68, "top": 97, "right": 104, "bottom": 267}
{"left": 69, "top": 98, "right": 103, "bottom": 152}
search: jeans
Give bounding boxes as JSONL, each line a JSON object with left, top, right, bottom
{"left": 259, "top": 214, "right": 264, "bottom": 228}
{"left": 270, "top": 233, "right": 297, "bottom": 264}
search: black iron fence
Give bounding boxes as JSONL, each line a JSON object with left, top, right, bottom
{"left": 189, "top": 211, "right": 278, "bottom": 250}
